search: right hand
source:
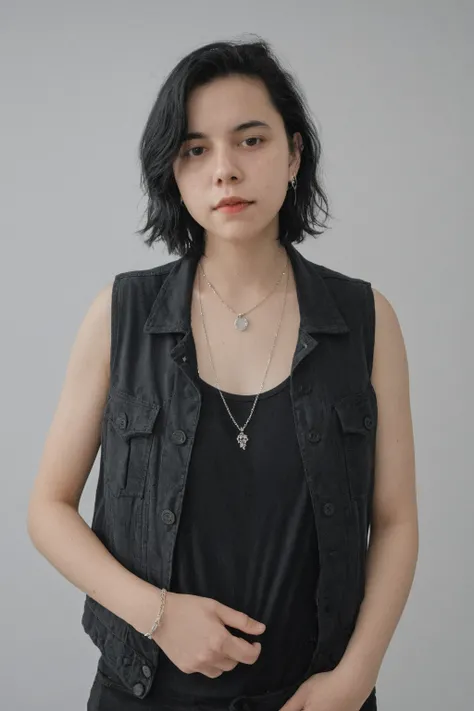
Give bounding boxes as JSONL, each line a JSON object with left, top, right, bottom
{"left": 152, "top": 591, "right": 266, "bottom": 678}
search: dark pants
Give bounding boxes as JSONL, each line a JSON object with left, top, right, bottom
{"left": 87, "top": 666, "right": 302, "bottom": 711}
{"left": 87, "top": 665, "right": 377, "bottom": 711}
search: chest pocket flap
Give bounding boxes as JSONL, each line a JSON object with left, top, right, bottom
{"left": 103, "top": 391, "right": 161, "bottom": 497}
{"left": 333, "top": 385, "right": 377, "bottom": 499}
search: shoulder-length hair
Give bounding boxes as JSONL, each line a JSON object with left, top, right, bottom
{"left": 136, "top": 36, "right": 332, "bottom": 257}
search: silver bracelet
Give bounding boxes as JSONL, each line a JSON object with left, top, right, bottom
{"left": 143, "top": 587, "right": 167, "bottom": 639}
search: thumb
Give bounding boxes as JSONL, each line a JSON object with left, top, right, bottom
{"left": 216, "top": 603, "right": 266, "bottom": 635}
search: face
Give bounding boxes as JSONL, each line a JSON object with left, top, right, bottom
{"left": 172, "top": 74, "right": 302, "bottom": 248}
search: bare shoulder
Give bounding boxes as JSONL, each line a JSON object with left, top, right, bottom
{"left": 370, "top": 287, "right": 417, "bottom": 528}
{"left": 84, "top": 282, "right": 113, "bottom": 367}
{"left": 64, "top": 281, "right": 114, "bottom": 387}
{"left": 371, "top": 285, "right": 410, "bottom": 411}
{"left": 372, "top": 287, "right": 406, "bottom": 349}
{"left": 85, "top": 281, "right": 113, "bottom": 335}
{"left": 371, "top": 286, "right": 410, "bottom": 394}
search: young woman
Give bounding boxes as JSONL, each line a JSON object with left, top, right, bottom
{"left": 27, "top": 38, "right": 418, "bottom": 711}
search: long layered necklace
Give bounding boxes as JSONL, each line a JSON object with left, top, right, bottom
{"left": 197, "top": 254, "right": 290, "bottom": 450}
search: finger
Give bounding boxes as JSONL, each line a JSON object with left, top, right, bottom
{"left": 223, "top": 635, "right": 262, "bottom": 665}
{"left": 215, "top": 656, "right": 239, "bottom": 673}
{"left": 216, "top": 603, "right": 266, "bottom": 636}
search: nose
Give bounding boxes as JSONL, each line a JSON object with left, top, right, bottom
{"left": 213, "top": 146, "right": 242, "bottom": 185}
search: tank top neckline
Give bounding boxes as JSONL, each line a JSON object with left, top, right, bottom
{"left": 197, "top": 374, "right": 291, "bottom": 402}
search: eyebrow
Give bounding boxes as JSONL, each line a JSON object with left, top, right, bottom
{"left": 182, "top": 120, "right": 271, "bottom": 142}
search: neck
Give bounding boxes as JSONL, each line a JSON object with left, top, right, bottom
{"left": 198, "top": 230, "right": 289, "bottom": 300}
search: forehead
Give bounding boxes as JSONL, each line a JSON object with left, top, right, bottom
{"left": 185, "top": 75, "right": 279, "bottom": 132}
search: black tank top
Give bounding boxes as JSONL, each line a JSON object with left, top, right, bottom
{"left": 154, "top": 373, "right": 320, "bottom": 705}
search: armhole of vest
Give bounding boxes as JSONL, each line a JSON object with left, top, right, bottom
{"left": 363, "top": 282, "right": 376, "bottom": 379}
{"left": 109, "top": 275, "right": 121, "bottom": 377}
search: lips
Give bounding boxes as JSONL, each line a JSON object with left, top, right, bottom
{"left": 215, "top": 201, "right": 253, "bottom": 214}
{"left": 214, "top": 198, "right": 253, "bottom": 209}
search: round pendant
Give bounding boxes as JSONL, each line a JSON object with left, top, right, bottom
{"left": 234, "top": 315, "right": 249, "bottom": 331}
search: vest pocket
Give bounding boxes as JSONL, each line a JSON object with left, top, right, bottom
{"left": 102, "top": 390, "right": 161, "bottom": 498}
{"left": 333, "top": 384, "right": 377, "bottom": 500}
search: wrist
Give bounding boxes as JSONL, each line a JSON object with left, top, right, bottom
{"left": 151, "top": 590, "right": 176, "bottom": 644}
{"left": 128, "top": 581, "right": 166, "bottom": 636}
{"left": 333, "top": 659, "right": 377, "bottom": 702}
{"left": 144, "top": 586, "right": 168, "bottom": 639}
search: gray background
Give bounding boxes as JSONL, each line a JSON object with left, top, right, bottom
{"left": 1, "top": 1, "right": 472, "bottom": 709}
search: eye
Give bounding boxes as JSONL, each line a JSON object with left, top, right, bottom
{"left": 181, "top": 146, "right": 205, "bottom": 159}
{"left": 242, "top": 136, "right": 263, "bottom": 147}
{"left": 180, "top": 136, "right": 264, "bottom": 159}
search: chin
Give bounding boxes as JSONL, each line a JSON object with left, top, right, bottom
{"left": 210, "top": 228, "right": 262, "bottom": 244}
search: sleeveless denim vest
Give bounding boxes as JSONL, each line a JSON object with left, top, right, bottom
{"left": 81, "top": 243, "right": 378, "bottom": 710}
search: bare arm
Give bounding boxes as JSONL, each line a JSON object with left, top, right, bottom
{"left": 27, "top": 283, "right": 162, "bottom": 636}
{"left": 336, "top": 287, "right": 419, "bottom": 697}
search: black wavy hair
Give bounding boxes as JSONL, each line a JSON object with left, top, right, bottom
{"left": 136, "top": 35, "right": 332, "bottom": 257}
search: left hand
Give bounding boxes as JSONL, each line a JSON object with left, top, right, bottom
{"left": 278, "top": 668, "right": 367, "bottom": 711}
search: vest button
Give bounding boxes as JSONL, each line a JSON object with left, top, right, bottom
{"left": 116, "top": 412, "right": 128, "bottom": 429}
{"left": 161, "top": 509, "right": 176, "bottom": 525}
{"left": 323, "top": 502, "right": 335, "bottom": 516}
{"left": 132, "top": 683, "right": 145, "bottom": 697}
{"left": 142, "top": 665, "right": 151, "bottom": 678}
{"left": 307, "top": 430, "right": 321, "bottom": 444}
{"left": 364, "top": 416, "right": 374, "bottom": 430}
{"left": 171, "top": 430, "right": 187, "bottom": 445}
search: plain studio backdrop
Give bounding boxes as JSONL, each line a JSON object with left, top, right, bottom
{"left": 1, "top": 2, "right": 472, "bottom": 709}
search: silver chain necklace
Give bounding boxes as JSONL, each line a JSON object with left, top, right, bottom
{"left": 197, "top": 254, "right": 290, "bottom": 450}
{"left": 198, "top": 255, "right": 287, "bottom": 332}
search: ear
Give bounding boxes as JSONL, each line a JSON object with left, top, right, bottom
{"left": 288, "top": 132, "right": 304, "bottom": 180}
